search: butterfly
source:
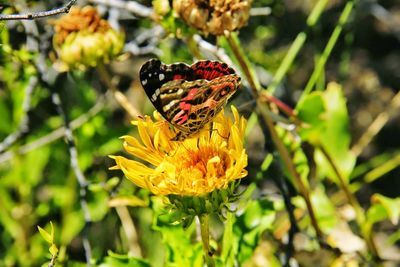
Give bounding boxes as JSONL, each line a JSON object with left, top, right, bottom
{"left": 139, "top": 59, "right": 241, "bottom": 141}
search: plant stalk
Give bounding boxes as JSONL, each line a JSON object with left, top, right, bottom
{"left": 198, "top": 214, "right": 215, "bottom": 267}
{"left": 97, "top": 64, "right": 142, "bottom": 118}
{"left": 224, "top": 31, "right": 324, "bottom": 240}
{"left": 319, "top": 144, "right": 380, "bottom": 258}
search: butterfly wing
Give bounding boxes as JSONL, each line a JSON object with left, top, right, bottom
{"left": 191, "top": 60, "right": 235, "bottom": 80}
{"left": 139, "top": 59, "right": 240, "bottom": 141}
{"left": 158, "top": 74, "right": 241, "bottom": 140}
{"left": 139, "top": 59, "right": 194, "bottom": 118}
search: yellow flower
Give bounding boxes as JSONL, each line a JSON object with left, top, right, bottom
{"left": 110, "top": 106, "right": 248, "bottom": 197}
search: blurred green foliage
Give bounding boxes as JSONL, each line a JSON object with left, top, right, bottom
{"left": 0, "top": 0, "right": 400, "bottom": 266}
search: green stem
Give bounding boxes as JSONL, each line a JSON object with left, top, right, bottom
{"left": 224, "top": 32, "right": 260, "bottom": 95}
{"left": 258, "top": 103, "right": 323, "bottom": 240}
{"left": 225, "top": 30, "right": 324, "bottom": 242}
{"left": 318, "top": 144, "right": 380, "bottom": 258}
{"left": 266, "top": 0, "right": 329, "bottom": 94}
{"left": 186, "top": 35, "right": 204, "bottom": 60}
{"left": 300, "top": 1, "right": 354, "bottom": 101}
{"left": 198, "top": 214, "right": 215, "bottom": 267}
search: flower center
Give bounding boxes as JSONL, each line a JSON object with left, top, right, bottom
{"left": 176, "top": 145, "right": 228, "bottom": 177}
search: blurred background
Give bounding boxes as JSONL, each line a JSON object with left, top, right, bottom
{"left": 0, "top": 0, "right": 399, "bottom": 266}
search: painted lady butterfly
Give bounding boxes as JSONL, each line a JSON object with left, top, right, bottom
{"left": 139, "top": 59, "right": 241, "bottom": 141}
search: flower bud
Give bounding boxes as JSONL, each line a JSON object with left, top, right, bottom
{"left": 52, "top": 6, "right": 124, "bottom": 71}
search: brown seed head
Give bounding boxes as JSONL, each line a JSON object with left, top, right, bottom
{"left": 52, "top": 6, "right": 111, "bottom": 45}
{"left": 172, "top": 0, "right": 252, "bottom": 35}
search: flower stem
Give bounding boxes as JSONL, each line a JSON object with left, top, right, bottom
{"left": 224, "top": 32, "right": 260, "bottom": 96}
{"left": 318, "top": 144, "right": 380, "bottom": 259}
{"left": 258, "top": 104, "right": 323, "bottom": 240}
{"left": 198, "top": 214, "right": 215, "bottom": 267}
{"left": 225, "top": 31, "right": 324, "bottom": 241}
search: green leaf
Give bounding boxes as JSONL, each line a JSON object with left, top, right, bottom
{"left": 221, "top": 212, "right": 235, "bottom": 266}
{"left": 296, "top": 82, "right": 356, "bottom": 183}
{"left": 37, "top": 226, "right": 53, "bottom": 244}
{"left": 99, "top": 251, "right": 151, "bottom": 267}
{"left": 370, "top": 194, "right": 400, "bottom": 225}
{"left": 233, "top": 199, "right": 275, "bottom": 265}
{"left": 366, "top": 204, "right": 388, "bottom": 226}
{"left": 310, "top": 187, "right": 338, "bottom": 232}
{"left": 0, "top": 97, "right": 12, "bottom": 133}
{"left": 49, "top": 244, "right": 59, "bottom": 255}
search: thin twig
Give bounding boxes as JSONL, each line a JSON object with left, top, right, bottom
{"left": 225, "top": 32, "right": 260, "bottom": 96}
{"left": 193, "top": 34, "right": 235, "bottom": 66}
{"left": 48, "top": 253, "right": 58, "bottom": 267}
{"left": 351, "top": 90, "right": 400, "bottom": 157}
{"left": 0, "top": 0, "right": 77, "bottom": 20}
{"left": 115, "top": 206, "right": 143, "bottom": 256}
{"left": 0, "top": 76, "right": 37, "bottom": 153}
{"left": 250, "top": 7, "right": 272, "bottom": 16}
{"left": 124, "top": 26, "right": 164, "bottom": 56}
{"left": 88, "top": 0, "right": 153, "bottom": 18}
{"left": 97, "top": 64, "right": 142, "bottom": 118}
{"left": 272, "top": 166, "right": 298, "bottom": 266}
{"left": 0, "top": 94, "right": 107, "bottom": 164}
{"left": 52, "top": 91, "right": 93, "bottom": 266}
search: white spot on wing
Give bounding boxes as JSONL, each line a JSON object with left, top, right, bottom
{"left": 163, "top": 100, "right": 179, "bottom": 112}
{"left": 151, "top": 89, "right": 161, "bottom": 102}
{"left": 142, "top": 79, "right": 147, "bottom": 85}
{"left": 177, "top": 89, "right": 183, "bottom": 95}
{"left": 159, "top": 73, "right": 165, "bottom": 81}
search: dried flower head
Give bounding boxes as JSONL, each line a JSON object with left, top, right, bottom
{"left": 172, "top": 0, "right": 252, "bottom": 35}
{"left": 51, "top": 6, "right": 124, "bottom": 71}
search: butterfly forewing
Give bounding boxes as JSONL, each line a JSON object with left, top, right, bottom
{"left": 191, "top": 60, "right": 235, "bottom": 80}
{"left": 139, "top": 59, "right": 241, "bottom": 140}
{"left": 139, "top": 59, "right": 193, "bottom": 116}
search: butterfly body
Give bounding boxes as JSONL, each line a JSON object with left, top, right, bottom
{"left": 140, "top": 59, "right": 240, "bottom": 140}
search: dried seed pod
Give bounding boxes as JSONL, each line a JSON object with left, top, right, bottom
{"left": 51, "top": 6, "right": 124, "bottom": 71}
{"left": 172, "top": 0, "right": 252, "bottom": 35}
